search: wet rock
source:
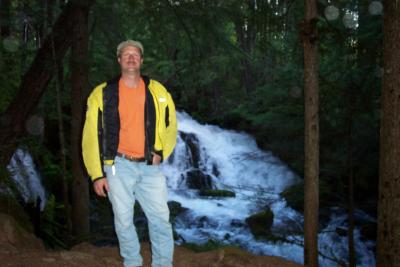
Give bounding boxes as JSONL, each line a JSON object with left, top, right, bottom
{"left": 180, "top": 132, "right": 201, "bottom": 168}
{"left": 168, "top": 201, "right": 188, "bottom": 219}
{"left": 230, "top": 219, "right": 245, "bottom": 227}
{"left": 335, "top": 227, "right": 347, "bottom": 237}
{"left": 199, "top": 189, "right": 235, "bottom": 198}
{"left": 186, "top": 169, "right": 212, "bottom": 190}
{"left": 360, "top": 222, "right": 377, "bottom": 241}
{"left": 245, "top": 208, "right": 274, "bottom": 240}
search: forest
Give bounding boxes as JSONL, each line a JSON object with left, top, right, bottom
{"left": 0, "top": 0, "right": 399, "bottom": 267}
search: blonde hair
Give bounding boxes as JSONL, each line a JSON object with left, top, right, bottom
{"left": 117, "top": 40, "right": 144, "bottom": 57}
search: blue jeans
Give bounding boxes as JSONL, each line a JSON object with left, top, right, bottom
{"left": 104, "top": 156, "right": 174, "bottom": 267}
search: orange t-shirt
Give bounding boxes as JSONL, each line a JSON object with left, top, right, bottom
{"left": 117, "top": 78, "right": 145, "bottom": 157}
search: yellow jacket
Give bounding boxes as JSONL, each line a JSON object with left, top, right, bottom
{"left": 82, "top": 76, "right": 177, "bottom": 182}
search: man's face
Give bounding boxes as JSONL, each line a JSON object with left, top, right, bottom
{"left": 118, "top": 45, "right": 143, "bottom": 73}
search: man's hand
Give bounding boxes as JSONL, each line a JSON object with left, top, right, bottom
{"left": 93, "top": 178, "right": 109, "bottom": 197}
{"left": 152, "top": 152, "right": 162, "bottom": 165}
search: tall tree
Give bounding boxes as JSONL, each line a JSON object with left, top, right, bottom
{"left": 377, "top": 1, "right": 400, "bottom": 266}
{"left": 0, "top": 1, "right": 94, "bottom": 167}
{"left": 233, "top": 0, "right": 256, "bottom": 96}
{"left": 48, "top": 0, "right": 72, "bottom": 237}
{"left": 0, "top": 0, "right": 11, "bottom": 38}
{"left": 70, "top": 0, "right": 91, "bottom": 238}
{"left": 300, "top": 0, "right": 319, "bottom": 266}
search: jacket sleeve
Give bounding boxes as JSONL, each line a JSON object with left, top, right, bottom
{"left": 161, "top": 91, "right": 177, "bottom": 160}
{"left": 82, "top": 87, "right": 105, "bottom": 181}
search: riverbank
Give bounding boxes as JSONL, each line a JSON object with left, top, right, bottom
{"left": 1, "top": 213, "right": 303, "bottom": 267}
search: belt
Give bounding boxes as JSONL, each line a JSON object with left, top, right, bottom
{"left": 116, "top": 152, "right": 145, "bottom": 162}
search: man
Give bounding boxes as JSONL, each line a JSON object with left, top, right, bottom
{"left": 82, "top": 40, "right": 177, "bottom": 267}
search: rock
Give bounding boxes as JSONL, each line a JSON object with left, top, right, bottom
{"left": 180, "top": 132, "right": 201, "bottom": 168}
{"left": 280, "top": 183, "right": 304, "bottom": 213}
{"left": 168, "top": 201, "right": 189, "bottom": 219}
{"left": 186, "top": 169, "right": 212, "bottom": 190}
{"left": 245, "top": 208, "right": 274, "bottom": 240}
{"left": 230, "top": 219, "right": 245, "bottom": 227}
{"left": 360, "top": 222, "right": 377, "bottom": 241}
{"left": 280, "top": 181, "right": 338, "bottom": 227}
{"left": 335, "top": 227, "right": 348, "bottom": 237}
{"left": 199, "top": 189, "right": 235, "bottom": 198}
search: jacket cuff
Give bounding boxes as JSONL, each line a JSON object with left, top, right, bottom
{"left": 92, "top": 176, "right": 105, "bottom": 183}
{"left": 152, "top": 150, "right": 163, "bottom": 162}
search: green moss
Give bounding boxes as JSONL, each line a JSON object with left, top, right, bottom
{"left": 199, "top": 189, "right": 236, "bottom": 198}
{"left": 168, "top": 200, "right": 188, "bottom": 219}
{"left": 182, "top": 239, "right": 227, "bottom": 252}
{"left": 245, "top": 209, "right": 274, "bottom": 240}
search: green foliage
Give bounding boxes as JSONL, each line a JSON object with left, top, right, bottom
{"left": 0, "top": 0, "right": 382, "bottom": 247}
{"left": 39, "top": 194, "right": 68, "bottom": 249}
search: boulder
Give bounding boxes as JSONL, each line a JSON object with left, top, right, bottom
{"left": 186, "top": 169, "right": 212, "bottom": 190}
{"left": 245, "top": 208, "right": 274, "bottom": 240}
{"left": 199, "top": 189, "right": 235, "bottom": 198}
{"left": 180, "top": 132, "right": 201, "bottom": 168}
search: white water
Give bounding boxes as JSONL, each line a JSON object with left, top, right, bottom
{"left": 162, "top": 111, "right": 376, "bottom": 267}
{"left": 7, "top": 148, "right": 46, "bottom": 210}
{"left": 5, "top": 112, "right": 376, "bottom": 266}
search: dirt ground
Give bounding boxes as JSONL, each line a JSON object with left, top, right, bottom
{"left": 0, "top": 213, "right": 303, "bottom": 267}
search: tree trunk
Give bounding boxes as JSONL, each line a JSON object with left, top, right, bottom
{"left": 300, "top": 0, "right": 319, "bottom": 266}
{"left": 0, "top": 0, "right": 11, "bottom": 38}
{"left": 377, "top": 1, "right": 400, "bottom": 266}
{"left": 70, "top": 1, "right": 90, "bottom": 238}
{"left": 0, "top": 1, "right": 93, "bottom": 167}
{"left": 345, "top": 89, "right": 355, "bottom": 267}
{"left": 234, "top": 0, "right": 256, "bottom": 96}
{"left": 47, "top": 0, "right": 72, "bottom": 237}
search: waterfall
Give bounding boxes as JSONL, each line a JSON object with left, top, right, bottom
{"left": 7, "top": 148, "right": 47, "bottom": 211}
{"left": 162, "top": 111, "right": 376, "bottom": 267}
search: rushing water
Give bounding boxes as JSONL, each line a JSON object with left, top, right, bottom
{"left": 7, "top": 148, "right": 47, "bottom": 211}
{"left": 162, "top": 111, "right": 376, "bottom": 267}
{"left": 7, "top": 112, "right": 375, "bottom": 266}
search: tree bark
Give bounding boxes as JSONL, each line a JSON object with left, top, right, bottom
{"left": 0, "top": 0, "right": 11, "bottom": 38}
{"left": 300, "top": 0, "right": 319, "bottom": 266}
{"left": 70, "top": 1, "right": 90, "bottom": 238}
{"left": 0, "top": 1, "right": 93, "bottom": 167}
{"left": 377, "top": 1, "right": 400, "bottom": 266}
{"left": 47, "top": 0, "right": 72, "bottom": 237}
{"left": 234, "top": 0, "right": 256, "bottom": 96}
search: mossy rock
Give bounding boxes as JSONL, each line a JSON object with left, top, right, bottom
{"left": 168, "top": 201, "right": 188, "bottom": 217}
{"left": 182, "top": 239, "right": 227, "bottom": 252}
{"left": 245, "top": 208, "right": 274, "bottom": 240}
{"left": 199, "top": 189, "right": 236, "bottom": 198}
{"left": 186, "top": 169, "right": 213, "bottom": 190}
{"left": 280, "top": 180, "right": 337, "bottom": 213}
{"left": 280, "top": 183, "right": 304, "bottom": 213}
